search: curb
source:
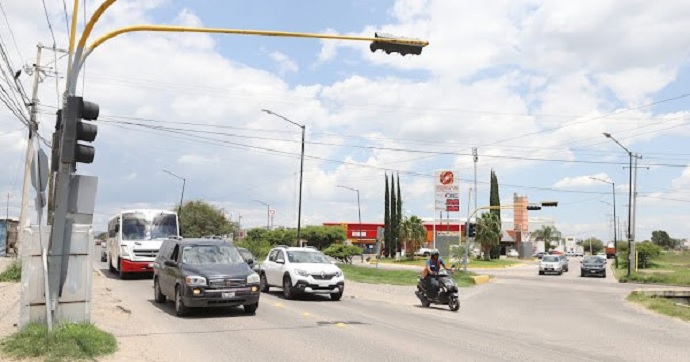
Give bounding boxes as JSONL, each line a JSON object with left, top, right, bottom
{"left": 471, "top": 275, "right": 490, "bottom": 285}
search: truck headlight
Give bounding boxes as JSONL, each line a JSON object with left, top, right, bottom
{"left": 185, "top": 275, "right": 207, "bottom": 287}
{"left": 247, "top": 273, "right": 260, "bottom": 284}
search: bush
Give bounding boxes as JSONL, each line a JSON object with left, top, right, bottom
{"left": 323, "top": 244, "right": 362, "bottom": 264}
{"left": 0, "top": 260, "right": 21, "bottom": 282}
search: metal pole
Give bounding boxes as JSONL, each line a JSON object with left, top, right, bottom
{"left": 356, "top": 189, "right": 362, "bottom": 261}
{"left": 464, "top": 187, "right": 472, "bottom": 273}
{"left": 612, "top": 181, "right": 618, "bottom": 268}
{"left": 297, "top": 125, "right": 304, "bottom": 241}
{"left": 18, "top": 45, "right": 43, "bottom": 254}
{"left": 267, "top": 205, "right": 270, "bottom": 230}
{"left": 473, "top": 148, "right": 478, "bottom": 213}
{"left": 179, "top": 178, "right": 185, "bottom": 215}
{"left": 626, "top": 151, "right": 633, "bottom": 277}
{"left": 631, "top": 154, "right": 640, "bottom": 268}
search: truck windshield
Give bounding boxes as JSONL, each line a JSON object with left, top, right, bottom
{"left": 122, "top": 212, "right": 178, "bottom": 241}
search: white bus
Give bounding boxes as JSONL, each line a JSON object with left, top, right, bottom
{"left": 106, "top": 209, "right": 180, "bottom": 278}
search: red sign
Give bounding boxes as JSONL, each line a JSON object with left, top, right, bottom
{"left": 446, "top": 205, "right": 460, "bottom": 212}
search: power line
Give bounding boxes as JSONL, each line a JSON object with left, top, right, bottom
{"left": 0, "top": 2, "right": 23, "bottom": 62}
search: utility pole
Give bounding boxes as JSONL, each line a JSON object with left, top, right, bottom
{"left": 631, "top": 154, "right": 641, "bottom": 266}
{"left": 472, "top": 148, "right": 478, "bottom": 212}
{"left": 17, "top": 45, "right": 43, "bottom": 253}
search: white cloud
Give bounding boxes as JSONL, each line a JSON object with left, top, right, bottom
{"left": 553, "top": 173, "right": 611, "bottom": 188}
{"left": 269, "top": 51, "right": 298, "bottom": 75}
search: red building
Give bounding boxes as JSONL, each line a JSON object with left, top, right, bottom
{"left": 323, "top": 221, "right": 465, "bottom": 249}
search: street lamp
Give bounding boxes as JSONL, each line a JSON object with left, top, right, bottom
{"left": 163, "top": 169, "right": 186, "bottom": 215}
{"left": 262, "top": 109, "right": 305, "bottom": 242}
{"left": 590, "top": 176, "right": 618, "bottom": 268}
{"left": 253, "top": 199, "right": 270, "bottom": 231}
{"left": 603, "top": 132, "right": 634, "bottom": 277}
{"left": 336, "top": 185, "right": 362, "bottom": 248}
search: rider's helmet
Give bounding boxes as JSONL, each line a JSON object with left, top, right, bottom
{"left": 431, "top": 250, "right": 439, "bottom": 257}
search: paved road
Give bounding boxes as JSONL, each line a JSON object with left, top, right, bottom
{"left": 92, "top": 258, "right": 690, "bottom": 362}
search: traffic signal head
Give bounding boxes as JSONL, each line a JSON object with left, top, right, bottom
{"left": 61, "top": 96, "right": 99, "bottom": 167}
{"left": 370, "top": 32, "right": 424, "bottom": 56}
{"left": 468, "top": 223, "right": 477, "bottom": 238}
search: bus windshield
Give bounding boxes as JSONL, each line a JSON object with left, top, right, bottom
{"left": 121, "top": 212, "right": 178, "bottom": 241}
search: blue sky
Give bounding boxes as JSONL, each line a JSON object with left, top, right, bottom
{"left": 1, "top": 0, "right": 689, "bottom": 242}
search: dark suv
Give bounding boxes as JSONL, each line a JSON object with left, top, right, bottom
{"left": 152, "top": 238, "right": 260, "bottom": 317}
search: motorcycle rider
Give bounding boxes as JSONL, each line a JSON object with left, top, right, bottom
{"left": 422, "top": 250, "right": 451, "bottom": 299}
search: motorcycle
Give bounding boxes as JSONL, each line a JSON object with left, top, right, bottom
{"left": 415, "top": 267, "right": 460, "bottom": 312}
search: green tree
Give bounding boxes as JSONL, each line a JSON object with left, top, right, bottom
{"left": 390, "top": 173, "right": 397, "bottom": 257}
{"left": 323, "top": 243, "right": 363, "bottom": 264}
{"left": 581, "top": 237, "right": 604, "bottom": 254}
{"left": 476, "top": 212, "right": 501, "bottom": 261}
{"left": 301, "top": 225, "right": 346, "bottom": 250}
{"left": 489, "top": 169, "right": 502, "bottom": 259}
{"left": 651, "top": 230, "right": 674, "bottom": 249}
{"left": 95, "top": 231, "right": 108, "bottom": 241}
{"left": 637, "top": 241, "right": 662, "bottom": 268}
{"left": 179, "top": 200, "right": 234, "bottom": 238}
{"left": 400, "top": 215, "right": 427, "bottom": 259}
{"left": 532, "top": 225, "right": 562, "bottom": 252}
{"left": 396, "top": 173, "right": 403, "bottom": 253}
{"left": 384, "top": 173, "right": 391, "bottom": 257}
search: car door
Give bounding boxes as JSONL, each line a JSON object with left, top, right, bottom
{"left": 263, "top": 249, "right": 277, "bottom": 285}
{"left": 273, "top": 250, "right": 287, "bottom": 283}
{"left": 161, "top": 243, "right": 180, "bottom": 297}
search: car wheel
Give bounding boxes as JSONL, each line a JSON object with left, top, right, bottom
{"left": 330, "top": 285, "right": 344, "bottom": 301}
{"left": 539, "top": 271, "right": 544, "bottom": 275}
{"left": 558, "top": 270, "right": 563, "bottom": 275}
{"left": 154, "top": 277, "right": 166, "bottom": 303}
{"left": 602, "top": 273, "right": 607, "bottom": 278}
{"left": 243, "top": 302, "right": 259, "bottom": 314}
{"left": 175, "top": 285, "right": 189, "bottom": 317}
{"left": 580, "top": 272, "right": 584, "bottom": 277}
{"left": 282, "top": 275, "right": 295, "bottom": 300}
{"left": 423, "top": 252, "right": 430, "bottom": 257}
{"left": 260, "top": 273, "right": 270, "bottom": 293}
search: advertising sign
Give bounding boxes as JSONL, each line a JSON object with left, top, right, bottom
{"left": 434, "top": 170, "right": 460, "bottom": 212}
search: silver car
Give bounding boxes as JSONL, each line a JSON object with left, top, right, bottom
{"left": 558, "top": 254, "right": 569, "bottom": 272}
{"left": 539, "top": 255, "right": 563, "bottom": 275}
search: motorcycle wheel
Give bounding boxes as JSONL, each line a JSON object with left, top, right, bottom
{"left": 421, "top": 299, "right": 431, "bottom": 308}
{"left": 448, "top": 295, "right": 460, "bottom": 312}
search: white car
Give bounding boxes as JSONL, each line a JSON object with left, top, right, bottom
{"left": 414, "top": 248, "right": 439, "bottom": 257}
{"left": 259, "top": 246, "right": 345, "bottom": 301}
{"left": 539, "top": 255, "right": 563, "bottom": 275}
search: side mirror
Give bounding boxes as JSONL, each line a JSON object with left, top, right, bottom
{"left": 164, "top": 260, "right": 177, "bottom": 267}
{"left": 276, "top": 258, "right": 285, "bottom": 264}
{"left": 246, "top": 258, "right": 254, "bottom": 265}
{"left": 114, "top": 225, "right": 120, "bottom": 232}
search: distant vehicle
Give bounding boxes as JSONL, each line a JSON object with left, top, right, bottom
{"left": 152, "top": 238, "right": 260, "bottom": 317}
{"left": 507, "top": 249, "right": 519, "bottom": 258}
{"left": 414, "top": 248, "right": 439, "bottom": 257}
{"left": 539, "top": 255, "right": 563, "bottom": 275}
{"left": 575, "top": 250, "right": 584, "bottom": 257}
{"left": 595, "top": 253, "right": 607, "bottom": 263}
{"left": 260, "top": 246, "right": 345, "bottom": 301}
{"left": 558, "top": 254, "right": 569, "bottom": 272}
{"left": 106, "top": 209, "right": 180, "bottom": 279}
{"left": 581, "top": 256, "right": 607, "bottom": 278}
{"left": 534, "top": 251, "right": 547, "bottom": 259}
{"left": 99, "top": 240, "right": 107, "bottom": 262}
{"left": 605, "top": 243, "right": 616, "bottom": 259}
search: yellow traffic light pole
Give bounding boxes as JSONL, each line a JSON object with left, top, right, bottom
{"left": 65, "top": 0, "right": 429, "bottom": 95}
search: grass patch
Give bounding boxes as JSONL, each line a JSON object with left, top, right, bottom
{"left": 340, "top": 264, "right": 476, "bottom": 287}
{"left": 379, "top": 258, "right": 521, "bottom": 269}
{"left": 615, "top": 252, "right": 690, "bottom": 286}
{"left": 627, "top": 291, "right": 690, "bottom": 322}
{"left": 1, "top": 323, "right": 117, "bottom": 362}
{"left": 0, "top": 260, "right": 21, "bottom": 282}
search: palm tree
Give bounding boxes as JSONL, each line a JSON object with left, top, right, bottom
{"left": 532, "top": 225, "right": 562, "bottom": 251}
{"left": 401, "top": 215, "right": 427, "bottom": 259}
{"left": 476, "top": 212, "right": 501, "bottom": 261}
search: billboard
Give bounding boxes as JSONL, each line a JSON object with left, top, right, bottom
{"left": 434, "top": 170, "right": 460, "bottom": 212}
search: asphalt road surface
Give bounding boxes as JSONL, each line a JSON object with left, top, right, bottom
{"left": 93, "top": 257, "right": 690, "bottom": 362}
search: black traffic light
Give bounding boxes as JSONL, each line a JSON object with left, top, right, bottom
{"left": 468, "top": 223, "right": 477, "bottom": 238}
{"left": 370, "top": 32, "right": 424, "bottom": 56}
{"left": 61, "top": 96, "right": 99, "bottom": 167}
{"left": 526, "top": 205, "right": 541, "bottom": 210}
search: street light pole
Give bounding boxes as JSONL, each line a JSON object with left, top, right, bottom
{"left": 253, "top": 199, "right": 270, "bottom": 231}
{"left": 603, "top": 133, "right": 635, "bottom": 277}
{"left": 336, "top": 185, "right": 362, "bottom": 247}
{"left": 163, "top": 169, "right": 186, "bottom": 215}
{"left": 262, "top": 110, "right": 304, "bottom": 242}
{"left": 590, "top": 176, "right": 618, "bottom": 268}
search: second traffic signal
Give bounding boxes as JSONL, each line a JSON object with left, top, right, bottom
{"left": 467, "top": 223, "right": 477, "bottom": 238}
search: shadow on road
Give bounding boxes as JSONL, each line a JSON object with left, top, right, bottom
{"left": 98, "top": 268, "right": 153, "bottom": 281}
{"left": 147, "top": 299, "right": 257, "bottom": 319}
{"left": 263, "top": 290, "right": 336, "bottom": 303}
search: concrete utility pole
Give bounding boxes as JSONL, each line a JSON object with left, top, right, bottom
{"left": 473, "top": 148, "right": 478, "bottom": 212}
{"left": 17, "top": 45, "right": 43, "bottom": 254}
{"left": 631, "top": 154, "right": 642, "bottom": 263}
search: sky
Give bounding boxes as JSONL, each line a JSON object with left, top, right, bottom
{"left": 1, "top": 0, "right": 689, "bottom": 242}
